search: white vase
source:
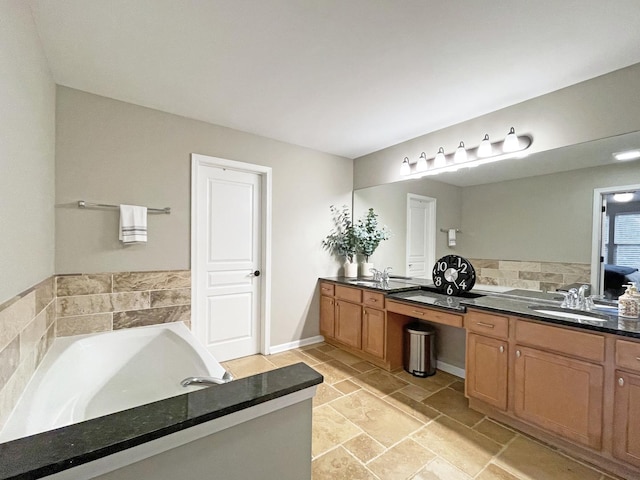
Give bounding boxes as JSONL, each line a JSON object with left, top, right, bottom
{"left": 361, "top": 262, "right": 374, "bottom": 277}
{"left": 344, "top": 261, "right": 358, "bottom": 278}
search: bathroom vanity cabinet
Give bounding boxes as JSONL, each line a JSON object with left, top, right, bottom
{"left": 613, "top": 339, "right": 640, "bottom": 467}
{"left": 318, "top": 278, "right": 640, "bottom": 478}
{"left": 319, "top": 282, "right": 387, "bottom": 363}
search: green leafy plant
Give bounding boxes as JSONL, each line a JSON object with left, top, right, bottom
{"left": 354, "top": 208, "right": 391, "bottom": 261}
{"left": 322, "top": 205, "right": 357, "bottom": 263}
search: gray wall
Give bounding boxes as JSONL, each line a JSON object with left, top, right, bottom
{"left": 354, "top": 63, "right": 640, "bottom": 189}
{"left": 0, "top": 1, "right": 56, "bottom": 304}
{"left": 55, "top": 87, "right": 353, "bottom": 347}
{"left": 95, "top": 399, "right": 312, "bottom": 480}
{"left": 353, "top": 178, "right": 461, "bottom": 275}
{"left": 461, "top": 162, "right": 640, "bottom": 264}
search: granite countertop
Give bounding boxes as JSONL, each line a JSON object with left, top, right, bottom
{"left": 0, "top": 363, "right": 322, "bottom": 480}
{"left": 320, "top": 276, "right": 425, "bottom": 293}
{"left": 321, "top": 277, "right": 640, "bottom": 339}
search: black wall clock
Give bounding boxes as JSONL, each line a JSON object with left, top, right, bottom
{"left": 432, "top": 255, "right": 476, "bottom": 296}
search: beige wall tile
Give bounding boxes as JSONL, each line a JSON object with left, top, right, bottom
{"left": 498, "top": 278, "right": 540, "bottom": 290}
{"left": 541, "top": 262, "right": 591, "bottom": 275}
{"left": 56, "top": 274, "right": 112, "bottom": 297}
{"left": 468, "top": 259, "right": 499, "bottom": 269}
{"left": 499, "top": 261, "right": 541, "bottom": 272}
{"left": 480, "top": 269, "right": 519, "bottom": 279}
{"left": 112, "top": 270, "right": 190, "bottom": 292}
{"left": 0, "top": 350, "right": 37, "bottom": 431}
{"left": 56, "top": 313, "right": 113, "bottom": 337}
{"left": 563, "top": 273, "right": 591, "bottom": 284}
{"left": 112, "top": 305, "right": 190, "bottom": 329}
{"left": 20, "top": 308, "right": 47, "bottom": 363}
{"left": 519, "top": 271, "right": 563, "bottom": 283}
{"left": 0, "top": 292, "right": 35, "bottom": 352}
{"left": 34, "top": 277, "right": 54, "bottom": 315}
{"left": 149, "top": 288, "right": 191, "bottom": 307}
{"left": 0, "top": 336, "right": 20, "bottom": 390}
{"left": 57, "top": 292, "right": 150, "bottom": 317}
{"left": 36, "top": 324, "right": 55, "bottom": 365}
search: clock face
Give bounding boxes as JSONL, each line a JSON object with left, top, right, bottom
{"left": 432, "top": 255, "right": 476, "bottom": 296}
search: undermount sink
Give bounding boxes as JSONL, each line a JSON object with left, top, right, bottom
{"left": 527, "top": 305, "right": 610, "bottom": 322}
{"left": 346, "top": 279, "right": 417, "bottom": 290}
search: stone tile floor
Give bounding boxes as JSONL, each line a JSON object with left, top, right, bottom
{"left": 222, "top": 343, "right": 622, "bottom": 480}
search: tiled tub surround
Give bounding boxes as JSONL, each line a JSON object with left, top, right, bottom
{"left": 471, "top": 259, "right": 591, "bottom": 292}
{"left": 0, "top": 278, "right": 56, "bottom": 432}
{"left": 56, "top": 270, "right": 191, "bottom": 335}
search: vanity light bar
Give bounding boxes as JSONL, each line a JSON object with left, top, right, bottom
{"left": 400, "top": 128, "right": 533, "bottom": 177}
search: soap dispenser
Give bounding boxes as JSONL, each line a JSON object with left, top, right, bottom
{"left": 618, "top": 283, "right": 640, "bottom": 319}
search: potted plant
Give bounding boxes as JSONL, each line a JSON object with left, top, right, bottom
{"left": 354, "top": 208, "right": 391, "bottom": 276}
{"left": 322, "top": 205, "right": 358, "bottom": 277}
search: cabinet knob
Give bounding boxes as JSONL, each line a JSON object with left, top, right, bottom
{"left": 619, "top": 377, "right": 625, "bottom": 387}
{"left": 499, "top": 345, "right": 504, "bottom": 353}
{"left": 516, "top": 350, "right": 521, "bottom": 358}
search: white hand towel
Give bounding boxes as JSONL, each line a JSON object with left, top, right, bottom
{"left": 119, "top": 204, "right": 147, "bottom": 244}
{"left": 448, "top": 228, "right": 457, "bottom": 247}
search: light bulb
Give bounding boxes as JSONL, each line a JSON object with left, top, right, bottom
{"left": 400, "top": 157, "right": 410, "bottom": 175}
{"left": 613, "top": 150, "right": 640, "bottom": 161}
{"left": 503, "top": 127, "right": 520, "bottom": 153}
{"left": 454, "top": 141, "right": 467, "bottom": 163}
{"left": 613, "top": 192, "right": 634, "bottom": 202}
{"left": 477, "top": 134, "right": 492, "bottom": 158}
{"left": 417, "top": 152, "right": 428, "bottom": 171}
{"left": 434, "top": 147, "right": 446, "bottom": 168}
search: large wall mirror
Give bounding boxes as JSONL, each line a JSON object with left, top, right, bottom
{"left": 353, "top": 131, "right": 640, "bottom": 297}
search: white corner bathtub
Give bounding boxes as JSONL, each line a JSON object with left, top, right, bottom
{"left": 0, "top": 322, "right": 228, "bottom": 443}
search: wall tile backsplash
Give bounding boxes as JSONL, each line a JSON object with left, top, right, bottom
{"left": 471, "top": 259, "right": 591, "bottom": 291}
{"left": 55, "top": 270, "right": 191, "bottom": 336}
{"left": 0, "top": 270, "right": 191, "bottom": 432}
{"left": 0, "top": 278, "right": 55, "bottom": 431}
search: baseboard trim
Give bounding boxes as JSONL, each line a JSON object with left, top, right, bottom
{"left": 436, "top": 360, "right": 465, "bottom": 379}
{"left": 269, "top": 335, "right": 324, "bottom": 355}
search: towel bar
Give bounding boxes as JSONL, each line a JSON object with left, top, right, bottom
{"left": 77, "top": 200, "right": 171, "bottom": 214}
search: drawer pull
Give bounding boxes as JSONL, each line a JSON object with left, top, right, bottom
{"left": 499, "top": 345, "right": 504, "bottom": 353}
{"left": 619, "top": 377, "right": 625, "bottom": 387}
{"left": 636, "top": 357, "right": 640, "bottom": 362}
{"left": 476, "top": 322, "right": 495, "bottom": 329}
{"left": 369, "top": 298, "right": 378, "bottom": 302}
{"left": 412, "top": 310, "right": 425, "bottom": 316}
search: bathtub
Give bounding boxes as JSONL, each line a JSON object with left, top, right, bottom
{"left": 0, "top": 322, "right": 228, "bottom": 443}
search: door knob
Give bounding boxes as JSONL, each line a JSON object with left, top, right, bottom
{"left": 250, "top": 270, "right": 261, "bottom": 277}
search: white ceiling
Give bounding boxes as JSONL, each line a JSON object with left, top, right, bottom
{"left": 29, "top": 0, "right": 640, "bottom": 159}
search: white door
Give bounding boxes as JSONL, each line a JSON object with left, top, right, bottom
{"left": 193, "top": 156, "right": 267, "bottom": 361}
{"left": 406, "top": 194, "right": 436, "bottom": 279}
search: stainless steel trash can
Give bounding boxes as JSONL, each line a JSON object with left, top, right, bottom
{"left": 403, "top": 322, "right": 436, "bottom": 377}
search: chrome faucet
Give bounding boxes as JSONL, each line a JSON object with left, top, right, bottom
{"left": 559, "top": 285, "right": 592, "bottom": 310}
{"left": 181, "top": 371, "right": 234, "bottom": 387}
{"left": 577, "top": 284, "right": 592, "bottom": 310}
{"left": 380, "top": 267, "right": 392, "bottom": 283}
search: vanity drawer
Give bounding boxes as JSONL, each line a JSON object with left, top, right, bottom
{"left": 615, "top": 339, "right": 640, "bottom": 372}
{"left": 515, "top": 320, "right": 605, "bottom": 363}
{"left": 335, "top": 285, "right": 362, "bottom": 303}
{"left": 319, "top": 282, "right": 335, "bottom": 296}
{"left": 386, "top": 300, "right": 463, "bottom": 328}
{"left": 465, "top": 310, "right": 509, "bottom": 339}
{"left": 363, "top": 290, "right": 385, "bottom": 308}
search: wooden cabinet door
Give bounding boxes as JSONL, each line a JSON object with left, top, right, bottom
{"left": 514, "top": 345, "right": 603, "bottom": 449}
{"left": 362, "top": 307, "right": 385, "bottom": 359}
{"left": 320, "top": 295, "right": 335, "bottom": 338}
{"left": 466, "top": 333, "right": 508, "bottom": 410}
{"left": 613, "top": 370, "right": 640, "bottom": 467}
{"left": 335, "top": 300, "right": 362, "bottom": 349}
